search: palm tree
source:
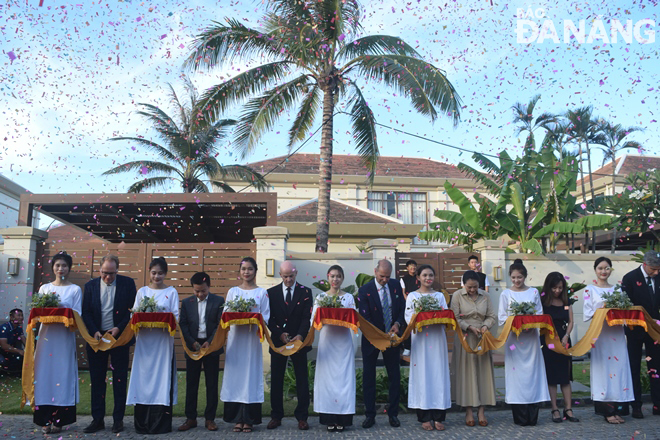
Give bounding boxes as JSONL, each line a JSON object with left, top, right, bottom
{"left": 184, "top": 0, "right": 461, "bottom": 252}
{"left": 511, "top": 95, "right": 556, "bottom": 150}
{"left": 593, "top": 121, "right": 643, "bottom": 252}
{"left": 566, "top": 106, "right": 600, "bottom": 252}
{"left": 103, "top": 76, "right": 268, "bottom": 193}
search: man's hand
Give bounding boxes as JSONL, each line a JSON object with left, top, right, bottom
{"left": 193, "top": 341, "right": 201, "bottom": 351}
{"left": 200, "top": 341, "right": 210, "bottom": 350}
{"left": 291, "top": 335, "right": 303, "bottom": 342}
{"left": 388, "top": 322, "right": 400, "bottom": 335}
{"left": 109, "top": 327, "right": 120, "bottom": 338}
{"left": 468, "top": 326, "right": 481, "bottom": 337}
{"left": 94, "top": 331, "right": 102, "bottom": 341}
{"left": 480, "top": 325, "right": 489, "bottom": 335}
{"left": 280, "top": 332, "right": 290, "bottom": 344}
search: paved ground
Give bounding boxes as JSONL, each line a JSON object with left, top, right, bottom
{"left": 2, "top": 407, "right": 659, "bottom": 440}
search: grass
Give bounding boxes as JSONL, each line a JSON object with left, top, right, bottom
{"left": 0, "top": 371, "right": 298, "bottom": 417}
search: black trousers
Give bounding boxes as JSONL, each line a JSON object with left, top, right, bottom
{"left": 362, "top": 346, "right": 400, "bottom": 418}
{"left": 86, "top": 344, "right": 130, "bottom": 422}
{"left": 416, "top": 409, "right": 446, "bottom": 423}
{"left": 185, "top": 345, "right": 220, "bottom": 421}
{"left": 510, "top": 403, "right": 540, "bottom": 426}
{"left": 270, "top": 351, "right": 309, "bottom": 421}
{"left": 627, "top": 333, "right": 660, "bottom": 409}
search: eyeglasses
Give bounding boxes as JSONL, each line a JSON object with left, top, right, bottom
{"left": 101, "top": 271, "right": 118, "bottom": 276}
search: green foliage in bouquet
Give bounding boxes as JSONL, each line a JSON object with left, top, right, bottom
{"left": 601, "top": 285, "right": 634, "bottom": 309}
{"left": 131, "top": 296, "right": 164, "bottom": 313}
{"left": 30, "top": 291, "right": 61, "bottom": 308}
{"left": 412, "top": 294, "right": 444, "bottom": 314}
{"left": 224, "top": 296, "right": 257, "bottom": 313}
{"left": 508, "top": 300, "right": 537, "bottom": 315}
{"left": 315, "top": 294, "right": 345, "bottom": 308}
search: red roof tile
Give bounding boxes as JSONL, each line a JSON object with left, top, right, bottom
{"left": 278, "top": 199, "right": 400, "bottom": 224}
{"left": 248, "top": 153, "right": 469, "bottom": 178}
{"left": 577, "top": 155, "right": 660, "bottom": 186}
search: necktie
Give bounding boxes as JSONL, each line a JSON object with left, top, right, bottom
{"left": 648, "top": 277, "right": 656, "bottom": 310}
{"left": 286, "top": 287, "right": 292, "bottom": 305}
{"left": 381, "top": 285, "right": 392, "bottom": 331}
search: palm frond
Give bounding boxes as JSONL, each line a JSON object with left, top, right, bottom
{"left": 209, "top": 179, "right": 236, "bottom": 193}
{"left": 102, "top": 160, "right": 180, "bottom": 176}
{"left": 190, "top": 118, "right": 237, "bottom": 155}
{"left": 347, "top": 82, "right": 379, "bottom": 185}
{"left": 195, "top": 61, "right": 293, "bottom": 123}
{"left": 213, "top": 164, "right": 270, "bottom": 192}
{"left": 184, "top": 19, "right": 285, "bottom": 71}
{"left": 288, "top": 85, "right": 321, "bottom": 148}
{"left": 167, "top": 83, "right": 190, "bottom": 130}
{"left": 456, "top": 163, "right": 501, "bottom": 194}
{"left": 233, "top": 74, "right": 309, "bottom": 159}
{"left": 107, "top": 137, "right": 180, "bottom": 163}
{"left": 348, "top": 55, "right": 461, "bottom": 124}
{"left": 135, "top": 103, "right": 180, "bottom": 134}
{"left": 127, "top": 176, "right": 173, "bottom": 193}
{"left": 314, "top": 0, "right": 362, "bottom": 48}
{"left": 337, "top": 35, "right": 421, "bottom": 61}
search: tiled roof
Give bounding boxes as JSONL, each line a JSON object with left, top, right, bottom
{"left": 577, "top": 155, "right": 660, "bottom": 186}
{"left": 278, "top": 199, "right": 400, "bottom": 224}
{"left": 248, "top": 153, "right": 469, "bottom": 178}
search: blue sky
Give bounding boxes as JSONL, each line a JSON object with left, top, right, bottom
{"left": 1, "top": 0, "right": 658, "bottom": 194}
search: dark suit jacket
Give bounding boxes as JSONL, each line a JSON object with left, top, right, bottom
{"left": 82, "top": 274, "right": 137, "bottom": 339}
{"left": 622, "top": 266, "right": 660, "bottom": 339}
{"left": 267, "top": 282, "right": 313, "bottom": 355}
{"left": 358, "top": 278, "right": 405, "bottom": 356}
{"left": 179, "top": 293, "right": 224, "bottom": 354}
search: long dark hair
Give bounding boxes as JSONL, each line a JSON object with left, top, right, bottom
{"left": 541, "top": 272, "right": 568, "bottom": 307}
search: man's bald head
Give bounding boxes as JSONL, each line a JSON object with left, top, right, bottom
{"left": 374, "top": 259, "right": 393, "bottom": 287}
{"left": 279, "top": 261, "right": 297, "bottom": 288}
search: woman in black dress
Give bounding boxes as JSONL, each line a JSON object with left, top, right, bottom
{"left": 540, "top": 272, "right": 579, "bottom": 423}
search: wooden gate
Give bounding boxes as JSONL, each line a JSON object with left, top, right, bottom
{"left": 34, "top": 241, "right": 255, "bottom": 370}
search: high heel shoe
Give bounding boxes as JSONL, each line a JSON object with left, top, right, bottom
{"left": 564, "top": 409, "right": 580, "bottom": 422}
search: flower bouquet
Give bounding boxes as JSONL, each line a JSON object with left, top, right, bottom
{"left": 412, "top": 295, "right": 444, "bottom": 314}
{"left": 508, "top": 300, "right": 537, "bottom": 315}
{"left": 225, "top": 297, "right": 257, "bottom": 313}
{"left": 30, "top": 291, "right": 61, "bottom": 308}
{"left": 601, "top": 285, "right": 634, "bottom": 309}
{"left": 131, "top": 296, "right": 164, "bottom": 313}
{"left": 315, "top": 294, "right": 344, "bottom": 308}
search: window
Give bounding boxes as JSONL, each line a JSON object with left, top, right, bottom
{"left": 367, "top": 191, "right": 427, "bottom": 224}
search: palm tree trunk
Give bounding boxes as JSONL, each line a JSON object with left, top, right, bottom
{"left": 586, "top": 140, "right": 597, "bottom": 253}
{"left": 610, "top": 157, "right": 617, "bottom": 253}
{"left": 578, "top": 143, "right": 589, "bottom": 252}
{"left": 315, "top": 87, "right": 335, "bottom": 253}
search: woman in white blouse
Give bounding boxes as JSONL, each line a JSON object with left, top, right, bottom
{"left": 127, "top": 257, "right": 180, "bottom": 434}
{"left": 583, "top": 256, "right": 634, "bottom": 424}
{"left": 32, "top": 251, "right": 82, "bottom": 434}
{"left": 311, "top": 265, "right": 356, "bottom": 432}
{"left": 497, "top": 259, "right": 550, "bottom": 426}
{"left": 221, "top": 257, "right": 270, "bottom": 433}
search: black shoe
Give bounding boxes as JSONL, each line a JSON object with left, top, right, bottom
{"left": 632, "top": 408, "right": 644, "bottom": 419}
{"left": 563, "top": 409, "right": 579, "bottom": 422}
{"left": 362, "top": 417, "right": 375, "bottom": 429}
{"left": 551, "top": 409, "right": 562, "bottom": 423}
{"left": 83, "top": 419, "right": 105, "bottom": 433}
{"left": 327, "top": 425, "right": 336, "bottom": 432}
{"left": 112, "top": 420, "right": 124, "bottom": 433}
{"left": 389, "top": 416, "right": 400, "bottom": 427}
{"left": 336, "top": 425, "right": 344, "bottom": 432}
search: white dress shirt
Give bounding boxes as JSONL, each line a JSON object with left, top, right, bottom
{"left": 282, "top": 283, "right": 294, "bottom": 302}
{"left": 197, "top": 297, "right": 207, "bottom": 339}
{"left": 378, "top": 282, "right": 388, "bottom": 304}
{"left": 100, "top": 279, "right": 116, "bottom": 331}
{"left": 641, "top": 265, "right": 656, "bottom": 292}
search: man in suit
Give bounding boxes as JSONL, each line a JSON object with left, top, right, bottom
{"left": 358, "top": 259, "right": 406, "bottom": 429}
{"left": 178, "top": 272, "right": 224, "bottom": 432}
{"left": 266, "top": 261, "right": 313, "bottom": 431}
{"left": 81, "top": 255, "right": 137, "bottom": 434}
{"left": 622, "top": 250, "right": 660, "bottom": 418}
{"left": 0, "top": 308, "right": 24, "bottom": 376}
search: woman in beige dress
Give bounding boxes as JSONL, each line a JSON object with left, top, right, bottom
{"left": 450, "top": 270, "right": 497, "bottom": 427}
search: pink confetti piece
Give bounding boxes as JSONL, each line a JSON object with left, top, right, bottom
{"left": 548, "top": 343, "right": 555, "bottom": 349}
{"left": 509, "top": 344, "right": 516, "bottom": 350}
{"left": 7, "top": 51, "right": 16, "bottom": 63}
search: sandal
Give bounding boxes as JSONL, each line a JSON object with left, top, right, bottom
{"left": 605, "top": 415, "right": 620, "bottom": 424}
{"left": 242, "top": 425, "right": 253, "bottom": 433}
{"left": 233, "top": 424, "right": 243, "bottom": 432}
{"left": 421, "top": 421, "right": 434, "bottom": 431}
{"left": 434, "top": 421, "right": 446, "bottom": 431}
{"left": 552, "top": 409, "right": 562, "bottom": 423}
{"left": 615, "top": 415, "right": 625, "bottom": 423}
{"left": 564, "top": 409, "right": 580, "bottom": 422}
